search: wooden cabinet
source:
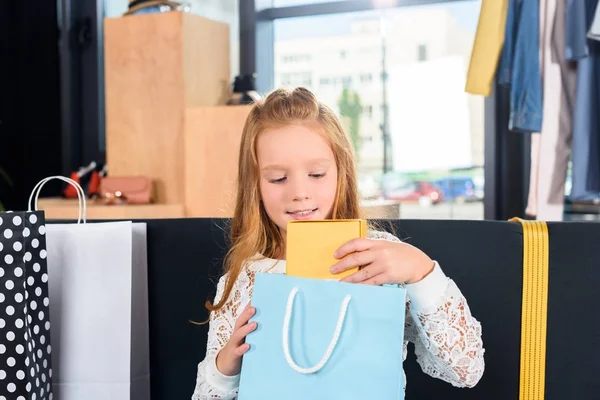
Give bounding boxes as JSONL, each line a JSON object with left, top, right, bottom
{"left": 102, "top": 11, "right": 251, "bottom": 218}
{"left": 104, "top": 11, "right": 233, "bottom": 206}
{"left": 184, "top": 106, "right": 251, "bottom": 217}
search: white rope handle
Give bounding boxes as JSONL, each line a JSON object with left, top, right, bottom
{"left": 282, "top": 287, "right": 351, "bottom": 374}
{"left": 28, "top": 176, "right": 87, "bottom": 224}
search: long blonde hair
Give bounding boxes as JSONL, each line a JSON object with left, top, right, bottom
{"left": 205, "top": 87, "right": 363, "bottom": 313}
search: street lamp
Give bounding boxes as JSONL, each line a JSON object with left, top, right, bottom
{"left": 379, "top": 12, "right": 393, "bottom": 174}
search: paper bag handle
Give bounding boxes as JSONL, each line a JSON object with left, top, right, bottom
{"left": 28, "top": 176, "right": 87, "bottom": 224}
{"left": 282, "top": 287, "right": 351, "bottom": 374}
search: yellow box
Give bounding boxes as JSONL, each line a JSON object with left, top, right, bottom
{"left": 286, "top": 219, "right": 367, "bottom": 280}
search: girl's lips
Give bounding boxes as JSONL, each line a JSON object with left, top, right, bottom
{"left": 287, "top": 208, "right": 318, "bottom": 220}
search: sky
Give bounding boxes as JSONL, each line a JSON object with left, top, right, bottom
{"left": 274, "top": 0, "right": 481, "bottom": 40}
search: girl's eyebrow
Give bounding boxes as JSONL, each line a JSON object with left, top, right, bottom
{"left": 261, "top": 158, "right": 332, "bottom": 172}
{"left": 260, "top": 164, "right": 286, "bottom": 172}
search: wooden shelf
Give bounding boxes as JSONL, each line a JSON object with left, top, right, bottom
{"left": 36, "top": 198, "right": 400, "bottom": 221}
{"left": 37, "top": 198, "right": 185, "bottom": 220}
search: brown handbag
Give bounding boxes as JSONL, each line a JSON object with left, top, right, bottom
{"left": 99, "top": 176, "right": 153, "bottom": 205}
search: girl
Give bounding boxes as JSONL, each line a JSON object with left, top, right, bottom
{"left": 192, "top": 87, "right": 485, "bottom": 399}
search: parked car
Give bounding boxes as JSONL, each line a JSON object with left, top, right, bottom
{"left": 382, "top": 176, "right": 443, "bottom": 206}
{"left": 433, "top": 177, "right": 482, "bottom": 203}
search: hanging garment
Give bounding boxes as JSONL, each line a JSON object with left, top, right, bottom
{"left": 535, "top": 0, "right": 578, "bottom": 221}
{"left": 566, "top": 0, "right": 600, "bottom": 201}
{"left": 524, "top": 0, "right": 563, "bottom": 218}
{"left": 465, "top": 0, "right": 510, "bottom": 96}
{"left": 497, "top": 0, "right": 518, "bottom": 85}
{"left": 587, "top": 1, "right": 600, "bottom": 40}
{"left": 497, "top": 0, "right": 544, "bottom": 133}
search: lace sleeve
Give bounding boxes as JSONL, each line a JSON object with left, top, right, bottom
{"left": 192, "top": 270, "right": 252, "bottom": 400}
{"left": 368, "top": 230, "right": 485, "bottom": 388}
{"left": 404, "top": 281, "right": 485, "bottom": 388}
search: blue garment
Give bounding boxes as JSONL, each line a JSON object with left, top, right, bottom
{"left": 566, "top": 0, "right": 600, "bottom": 200}
{"left": 497, "top": 0, "right": 517, "bottom": 85}
{"left": 498, "top": 0, "right": 543, "bottom": 133}
{"left": 565, "top": 0, "right": 589, "bottom": 60}
{"left": 238, "top": 273, "right": 406, "bottom": 400}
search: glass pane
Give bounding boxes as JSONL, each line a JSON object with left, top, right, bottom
{"left": 274, "top": 1, "right": 484, "bottom": 220}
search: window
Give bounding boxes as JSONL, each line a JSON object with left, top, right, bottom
{"left": 280, "top": 72, "right": 313, "bottom": 87}
{"left": 282, "top": 54, "right": 312, "bottom": 63}
{"left": 314, "top": 76, "right": 352, "bottom": 88}
{"left": 418, "top": 44, "right": 428, "bottom": 62}
{"left": 272, "top": 1, "right": 484, "bottom": 220}
{"left": 360, "top": 73, "right": 373, "bottom": 84}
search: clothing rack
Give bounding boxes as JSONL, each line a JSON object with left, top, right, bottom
{"left": 466, "top": 0, "right": 600, "bottom": 221}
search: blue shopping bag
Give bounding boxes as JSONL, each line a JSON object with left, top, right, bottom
{"left": 238, "top": 273, "right": 406, "bottom": 400}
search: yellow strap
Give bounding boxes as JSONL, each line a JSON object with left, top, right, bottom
{"left": 509, "top": 218, "right": 549, "bottom": 400}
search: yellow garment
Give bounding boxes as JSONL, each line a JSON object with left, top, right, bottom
{"left": 465, "top": 0, "right": 510, "bottom": 96}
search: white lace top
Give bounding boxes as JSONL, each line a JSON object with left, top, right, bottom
{"left": 192, "top": 231, "right": 485, "bottom": 399}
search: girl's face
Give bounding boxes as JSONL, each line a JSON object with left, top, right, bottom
{"left": 256, "top": 123, "right": 338, "bottom": 239}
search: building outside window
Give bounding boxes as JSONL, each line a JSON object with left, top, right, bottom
{"left": 272, "top": 1, "right": 484, "bottom": 219}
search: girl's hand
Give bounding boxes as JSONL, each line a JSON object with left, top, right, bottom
{"left": 216, "top": 304, "right": 257, "bottom": 376}
{"left": 330, "top": 238, "right": 435, "bottom": 285}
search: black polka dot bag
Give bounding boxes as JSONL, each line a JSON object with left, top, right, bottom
{"left": 0, "top": 209, "right": 53, "bottom": 399}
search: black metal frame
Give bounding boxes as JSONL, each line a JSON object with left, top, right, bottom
{"left": 57, "top": 0, "right": 105, "bottom": 175}
{"left": 484, "top": 82, "right": 528, "bottom": 220}
{"left": 241, "top": 0, "right": 524, "bottom": 220}
{"left": 256, "top": 0, "right": 473, "bottom": 20}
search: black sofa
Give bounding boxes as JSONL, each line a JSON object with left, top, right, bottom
{"left": 61, "top": 218, "right": 600, "bottom": 399}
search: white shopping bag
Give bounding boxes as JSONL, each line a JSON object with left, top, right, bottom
{"left": 29, "top": 176, "right": 150, "bottom": 399}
